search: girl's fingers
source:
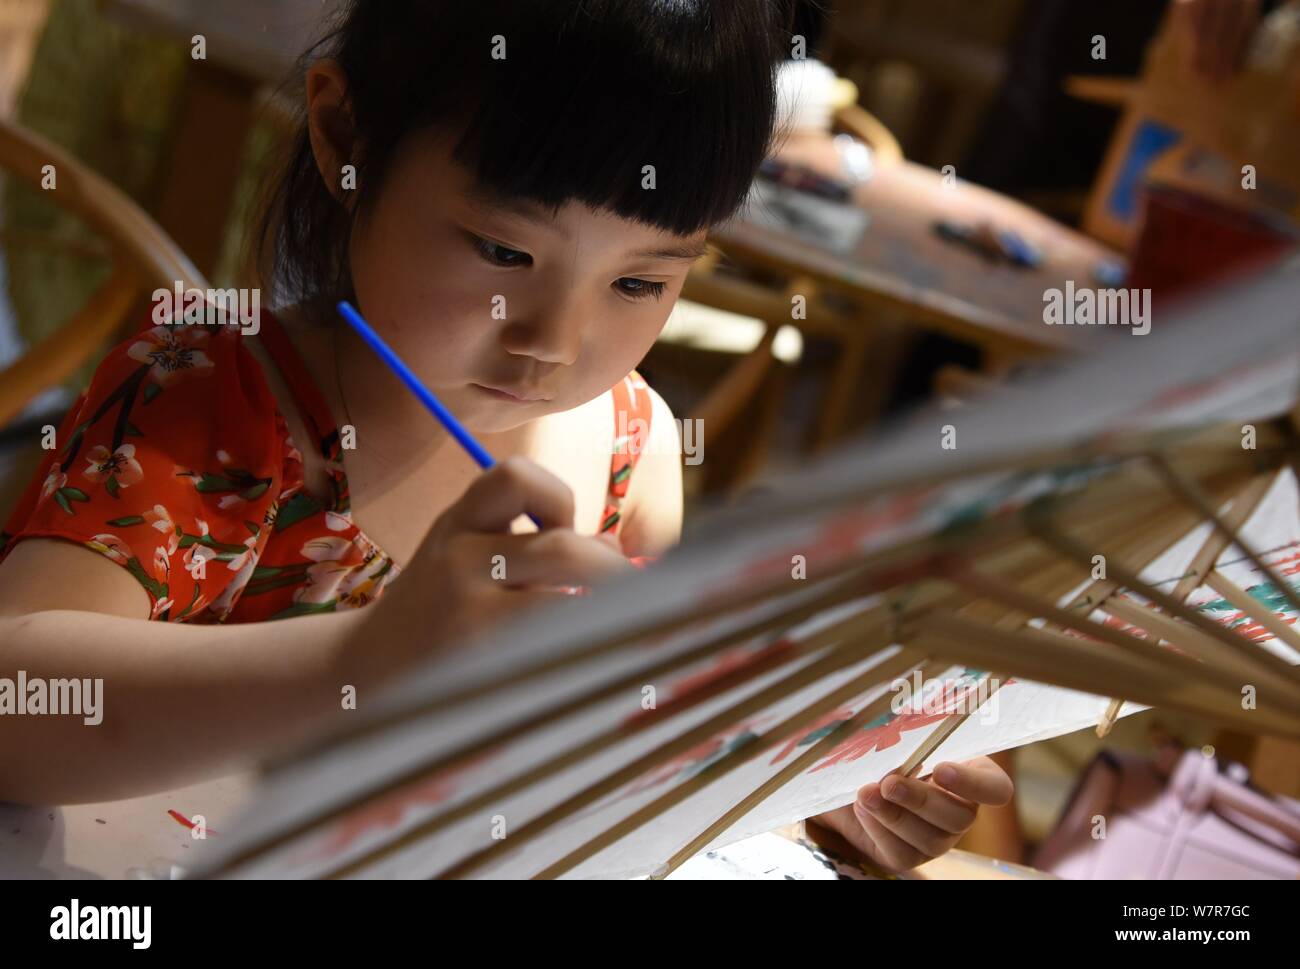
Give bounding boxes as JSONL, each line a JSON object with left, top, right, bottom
{"left": 930, "top": 756, "right": 1014, "bottom": 807}
{"left": 876, "top": 771, "right": 978, "bottom": 836}
{"left": 483, "top": 530, "right": 633, "bottom": 588}
{"left": 855, "top": 783, "right": 961, "bottom": 859}
{"left": 808, "top": 758, "right": 1015, "bottom": 874}
{"left": 852, "top": 798, "right": 947, "bottom": 873}
{"left": 814, "top": 791, "right": 959, "bottom": 873}
{"left": 443, "top": 457, "right": 576, "bottom": 534}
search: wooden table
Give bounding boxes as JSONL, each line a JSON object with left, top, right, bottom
{"left": 711, "top": 135, "right": 1120, "bottom": 446}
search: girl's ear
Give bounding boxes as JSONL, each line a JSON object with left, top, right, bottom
{"left": 305, "top": 59, "right": 356, "bottom": 206}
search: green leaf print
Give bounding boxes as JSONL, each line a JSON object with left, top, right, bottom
{"left": 124, "top": 556, "right": 167, "bottom": 600}
{"left": 272, "top": 492, "right": 321, "bottom": 533}
{"left": 175, "top": 583, "right": 204, "bottom": 619}
{"left": 271, "top": 600, "right": 339, "bottom": 620}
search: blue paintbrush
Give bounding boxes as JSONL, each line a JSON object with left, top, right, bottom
{"left": 337, "top": 300, "right": 545, "bottom": 530}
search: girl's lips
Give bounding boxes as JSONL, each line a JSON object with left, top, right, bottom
{"left": 471, "top": 383, "right": 551, "bottom": 403}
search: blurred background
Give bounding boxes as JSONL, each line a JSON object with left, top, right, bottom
{"left": 1, "top": 0, "right": 1298, "bottom": 875}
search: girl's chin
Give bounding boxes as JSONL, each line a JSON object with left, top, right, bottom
{"left": 458, "top": 400, "right": 545, "bottom": 434}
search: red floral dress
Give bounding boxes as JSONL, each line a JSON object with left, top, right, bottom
{"left": 0, "top": 310, "right": 654, "bottom": 623}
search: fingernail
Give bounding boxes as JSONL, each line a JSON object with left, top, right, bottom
{"left": 882, "top": 778, "right": 910, "bottom": 805}
{"left": 862, "top": 791, "right": 884, "bottom": 812}
{"left": 935, "top": 764, "right": 957, "bottom": 787}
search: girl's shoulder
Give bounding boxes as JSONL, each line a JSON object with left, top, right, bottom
{"left": 0, "top": 318, "right": 291, "bottom": 621}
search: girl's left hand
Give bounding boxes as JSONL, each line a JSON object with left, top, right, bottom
{"left": 807, "top": 756, "right": 1013, "bottom": 874}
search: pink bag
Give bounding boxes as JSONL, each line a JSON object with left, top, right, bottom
{"left": 1032, "top": 746, "right": 1300, "bottom": 879}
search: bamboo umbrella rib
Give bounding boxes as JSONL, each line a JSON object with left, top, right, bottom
{"left": 1205, "top": 569, "right": 1300, "bottom": 657}
{"left": 329, "top": 598, "right": 942, "bottom": 879}
{"left": 1028, "top": 514, "right": 1300, "bottom": 693}
{"left": 1148, "top": 452, "right": 1300, "bottom": 619}
{"left": 1170, "top": 470, "right": 1280, "bottom": 602}
{"left": 907, "top": 613, "right": 1300, "bottom": 736}
{"left": 215, "top": 572, "right": 913, "bottom": 877}
{"left": 650, "top": 660, "right": 950, "bottom": 879}
{"left": 512, "top": 653, "right": 935, "bottom": 880}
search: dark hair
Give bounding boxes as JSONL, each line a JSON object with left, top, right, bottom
{"left": 257, "top": 0, "right": 793, "bottom": 310}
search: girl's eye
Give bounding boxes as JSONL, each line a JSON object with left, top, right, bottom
{"left": 615, "top": 277, "right": 667, "bottom": 301}
{"left": 472, "top": 235, "right": 532, "bottom": 267}
{"left": 468, "top": 231, "right": 663, "bottom": 300}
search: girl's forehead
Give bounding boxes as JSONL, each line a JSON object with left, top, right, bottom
{"left": 381, "top": 124, "right": 713, "bottom": 251}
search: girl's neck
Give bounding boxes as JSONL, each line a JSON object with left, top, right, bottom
{"left": 273, "top": 302, "right": 541, "bottom": 502}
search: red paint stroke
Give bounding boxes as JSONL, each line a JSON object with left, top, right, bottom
{"left": 1222, "top": 613, "right": 1297, "bottom": 644}
{"left": 307, "top": 749, "right": 494, "bottom": 862}
{"left": 809, "top": 705, "right": 951, "bottom": 771}
{"left": 702, "top": 489, "right": 936, "bottom": 598}
{"left": 615, "top": 716, "right": 771, "bottom": 803}
{"left": 766, "top": 707, "right": 856, "bottom": 766}
{"left": 791, "top": 678, "right": 1012, "bottom": 773}
{"left": 1082, "top": 590, "right": 1299, "bottom": 651}
{"left": 1268, "top": 546, "right": 1300, "bottom": 578}
{"left": 167, "top": 808, "right": 218, "bottom": 836}
{"left": 1137, "top": 357, "right": 1276, "bottom": 418}
{"left": 620, "top": 637, "right": 798, "bottom": 729}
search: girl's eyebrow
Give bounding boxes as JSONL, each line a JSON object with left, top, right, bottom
{"left": 627, "top": 240, "right": 710, "bottom": 262}
{"left": 466, "top": 184, "right": 558, "bottom": 230}
{"left": 465, "top": 183, "right": 707, "bottom": 262}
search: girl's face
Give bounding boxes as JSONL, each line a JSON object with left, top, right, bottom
{"left": 346, "top": 132, "right": 708, "bottom": 432}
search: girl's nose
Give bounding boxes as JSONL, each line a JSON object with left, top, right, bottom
{"left": 500, "top": 299, "right": 587, "bottom": 366}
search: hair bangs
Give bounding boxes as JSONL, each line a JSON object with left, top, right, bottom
{"left": 447, "top": 1, "right": 783, "bottom": 234}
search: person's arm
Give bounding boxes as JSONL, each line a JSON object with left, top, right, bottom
{"left": 614, "top": 386, "right": 684, "bottom": 557}
{"left": 0, "top": 541, "right": 383, "bottom": 804}
{"left": 0, "top": 458, "right": 630, "bottom": 805}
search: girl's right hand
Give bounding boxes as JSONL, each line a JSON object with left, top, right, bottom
{"left": 362, "top": 456, "right": 633, "bottom": 672}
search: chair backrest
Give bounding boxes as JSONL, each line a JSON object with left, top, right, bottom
{"left": 1082, "top": 5, "right": 1300, "bottom": 248}
{"left": 832, "top": 103, "right": 904, "bottom": 167}
{"left": 0, "top": 115, "right": 206, "bottom": 289}
{"left": 0, "top": 116, "right": 209, "bottom": 429}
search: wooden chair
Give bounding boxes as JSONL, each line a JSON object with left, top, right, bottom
{"left": 1077, "top": 7, "right": 1300, "bottom": 249}
{"left": 0, "top": 115, "right": 207, "bottom": 429}
{"left": 674, "top": 244, "right": 880, "bottom": 489}
{"left": 671, "top": 91, "right": 909, "bottom": 475}
{"left": 659, "top": 251, "right": 798, "bottom": 497}
{"left": 832, "top": 102, "right": 904, "bottom": 167}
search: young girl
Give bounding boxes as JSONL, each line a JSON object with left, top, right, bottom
{"left": 0, "top": 0, "right": 1009, "bottom": 874}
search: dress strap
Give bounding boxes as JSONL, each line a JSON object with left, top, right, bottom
{"left": 252, "top": 309, "right": 342, "bottom": 460}
{"left": 601, "top": 370, "right": 653, "bottom": 535}
{"left": 248, "top": 310, "right": 352, "bottom": 515}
